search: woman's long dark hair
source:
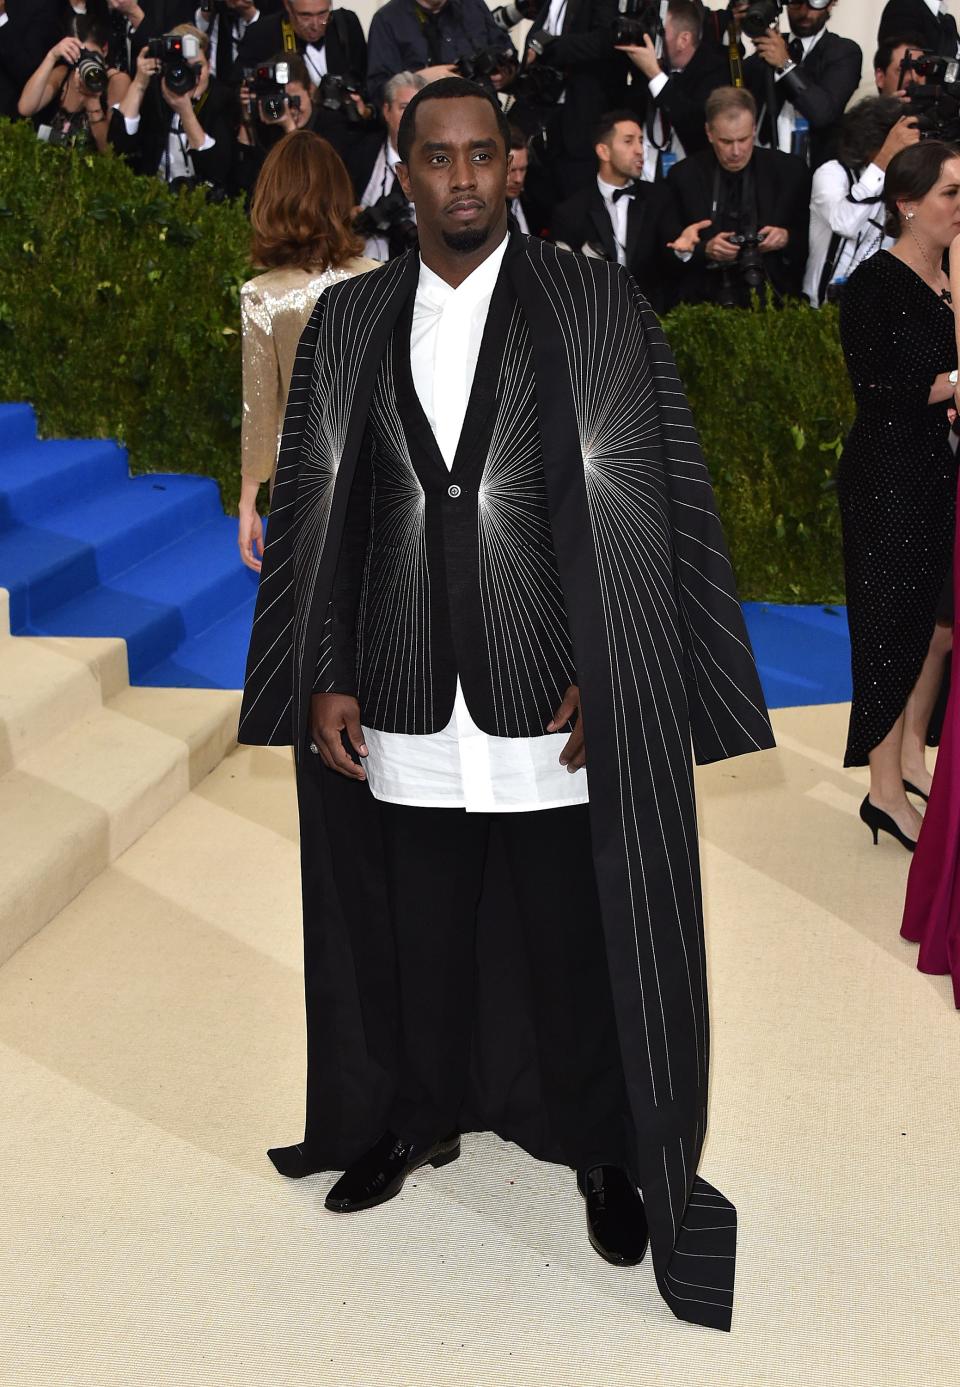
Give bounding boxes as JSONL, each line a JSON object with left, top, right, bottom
{"left": 884, "top": 139, "right": 960, "bottom": 237}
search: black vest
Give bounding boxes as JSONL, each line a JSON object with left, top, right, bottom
{"left": 316, "top": 267, "right": 577, "bottom": 737}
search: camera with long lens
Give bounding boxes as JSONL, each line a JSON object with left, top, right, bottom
{"left": 316, "top": 73, "right": 365, "bottom": 122}
{"left": 728, "top": 230, "right": 766, "bottom": 287}
{"left": 243, "top": 60, "right": 303, "bottom": 121}
{"left": 740, "top": 0, "right": 782, "bottom": 39}
{"left": 354, "top": 181, "right": 419, "bottom": 258}
{"left": 611, "top": 0, "right": 661, "bottom": 46}
{"left": 146, "top": 32, "right": 202, "bottom": 96}
{"left": 491, "top": 0, "right": 538, "bottom": 31}
{"left": 901, "top": 53, "right": 960, "bottom": 141}
{"left": 508, "top": 63, "right": 565, "bottom": 105}
{"left": 71, "top": 48, "right": 108, "bottom": 97}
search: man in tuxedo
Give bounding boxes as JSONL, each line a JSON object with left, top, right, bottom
{"left": 662, "top": 84, "right": 810, "bottom": 305}
{"left": 505, "top": 125, "right": 537, "bottom": 234}
{"left": 109, "top": 21, "right": 236, "bottom": 188}
{"left": 744, "top": 0, "right": 862, "bottom": 170}
{"left": 617, "top": 0, "right": 730, "bottom": 178}
{"left": 239, "top": 75, "right": 773, "bottom": 1333}
{"left": 190, "top": 0, "right": 282, "bottom": 84}
{"left": 366, "top": 0, "right": 514, "bottom": 107}
{"left": 552, "top": 109, "right": 663, "bottom": 301}
{"left": 517, "top": 0, "right": 627, "bottom": 199}
{"left": 237, "top": 0, "right": 367, "bottom": 90}
{"left": 344, "top": 69, "right": 425, "bottom": 259}
{"left": 874, "top": 32, "right": 928, "bottom": 96}
{"left": 0, "top": 0, "right": 63, "bottom": 115}
{"left": 879, "top": 0, "right": 960, "bottom": 59}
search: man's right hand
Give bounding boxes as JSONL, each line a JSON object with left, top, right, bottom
{"left": 704, "top": 231, "right": 740, "bottom": 263}
{"left": 873, "top": 115, "right": 920, "bottom": 171}
{"left": 134, "top": 45, "right": 160, "bottom": 89}
{"left": 309, "top": 694, "right": 368, "bottom": 780}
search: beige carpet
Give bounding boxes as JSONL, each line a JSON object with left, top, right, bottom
{"left": 1, "top": 703, "right": 957, "bottom": 1387}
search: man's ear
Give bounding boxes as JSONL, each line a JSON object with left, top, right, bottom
{"left": 395, "top": 160, "right": 412, "bottom": 200}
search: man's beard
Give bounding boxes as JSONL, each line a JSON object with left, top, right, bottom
{"left": 441, "top": 221, "right": 492, "bottom": 253}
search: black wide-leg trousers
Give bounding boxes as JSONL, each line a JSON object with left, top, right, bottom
{"left": 378, "top": 801, "right": 631, "bottom": 1172}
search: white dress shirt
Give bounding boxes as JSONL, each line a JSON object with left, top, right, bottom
{"left": 510, "top": 197, "right": 530, "bottom": 234}
{"left": 302, "top": 41, "right": 328, "bottom": 83}
{"left": 194, "top": 7, "right": 259, "bottom": 72}
{"left": 360, "top": 235, "right": 590, "bottom": 812}
{"left": 597, "top": 175, "right": 630, "bottom": 265}
{"left": 803, "top": 158, "right": 889, "bottom": 304}
{"left": 770, "top": 26, "right": 825, "bottom": 156}
{"left": 642, "top": 68, "right": 687, "bottom": 182}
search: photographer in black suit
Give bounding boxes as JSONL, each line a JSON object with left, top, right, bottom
{"left": 238, "top": 0, "right": 367, "bottom": 90}
{"left": 661, "top": 84, "right": 810, "bottom": 306}
{"left": 190, "top": 0, "right": 282, "bottom": 84}
{"left": 744, "top": 0, "right": 862, "bottom": 170}
{"left": 110, "top": 21, "right": 237, "bottom": 191}
{"left": 616, "top": 0, "right": 730, "bottom": 177}
{"left": 552, "top": 108, "right": 663, "bottom": 299}
{"left": 879, "top": 0, "right": 960, "bottom": 59}
{"left": 518, "top": 0, "right": 628, "bottom": 197}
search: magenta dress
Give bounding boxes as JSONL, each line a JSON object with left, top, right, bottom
{"left": 901, "top": 469, "right": 960, "bottom": 1008}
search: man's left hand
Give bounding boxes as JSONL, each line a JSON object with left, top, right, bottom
{"left": 616, "top": 34, "right": 662, "bottom": 80}
{"left": 548, "top": 684, "right": 586, "bottom": 771}
{"left": 758, "top": 224, "right": 788, "bottom": 251}
{"left": 753, "top": 29, "right": 790, "bottom": 70}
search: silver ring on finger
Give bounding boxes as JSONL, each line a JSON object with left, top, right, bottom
{"left": 308, "top": 741, "right": 319, "bottom": 755}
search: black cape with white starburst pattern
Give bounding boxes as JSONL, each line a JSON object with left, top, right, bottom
{"left": 239, "top": 233, "right": 775, "bottom": 1332}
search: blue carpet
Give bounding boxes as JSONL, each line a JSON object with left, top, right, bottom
{"left": 0, "top": 403, "right": 852, "bottom": 706}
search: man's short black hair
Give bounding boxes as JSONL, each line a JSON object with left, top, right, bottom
{"left": 594, "top": 109, "right": 642, "bottom": 149}
{"left": 873, "top": 33, "right": 927, "bottom": 74}
{"left": 396, "top": 76, "right": 512, "bottom": 164}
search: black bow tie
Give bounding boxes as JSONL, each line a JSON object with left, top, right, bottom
{"left": 612, "top": 181, "right": 640, "bottom": 202}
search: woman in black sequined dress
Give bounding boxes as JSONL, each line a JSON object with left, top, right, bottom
{"left": 838, "top": 141, "right": 960, "bottom": 849}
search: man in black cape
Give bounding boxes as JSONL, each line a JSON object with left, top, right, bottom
{"left": 239, "top": 76, "right": 774, "bottom": 1332}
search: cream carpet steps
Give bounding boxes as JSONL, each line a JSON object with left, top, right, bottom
{"left": 0, "top": 588, "right": 240, "bottom": 967}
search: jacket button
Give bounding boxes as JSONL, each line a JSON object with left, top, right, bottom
{"left": 447, "top": 484, "right": 462, "bottom": 499}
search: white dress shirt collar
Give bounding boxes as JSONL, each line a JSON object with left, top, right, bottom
{"left": 416, "top": 233, "right": 509, "bottom": 310}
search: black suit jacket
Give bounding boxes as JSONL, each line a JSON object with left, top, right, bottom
{"left": 634, "top": 38, "right": 731, "bottom": 159}
{"left": 551, "top": 180, "right": 665, "bottom": 304}
{"left": 661, "top": 145, "right": 811, "bottom": 304}
{"left": 238, "top": 8, "right": 367, "bottom": 88}
{"left": 366, "top": 0, "right": 513, "bottom": 105}
{"left": 879, "top": 0, "right": 960, "bottom": 57}
{"left": 0, "top": 0, "right": 63, "bottom": 116}
{"left": 744, "top": 28, "right": 863, "bottom": 170}
{"left": 108, "top": 77, "right": 237, "bottom": 188}
{"left": 523, "top": 0, "right": 627, "bottom": 176}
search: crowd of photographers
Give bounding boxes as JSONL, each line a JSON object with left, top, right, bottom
{"left": 2, "top": 0, "right": 960, "bottom": 307}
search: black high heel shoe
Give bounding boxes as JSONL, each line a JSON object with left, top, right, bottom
{"left": 859, "top": 796, "right": 918, "bottom": 852}
{"left": 903, "top": 778, "right": 930, "bottom": 803}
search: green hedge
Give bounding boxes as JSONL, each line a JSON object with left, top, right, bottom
{"left": 0, "top": 119, "right": 853, "bottom": 602}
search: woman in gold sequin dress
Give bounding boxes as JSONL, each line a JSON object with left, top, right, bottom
{"left": 238, "top": 131, "right": 379, "bottom": 571}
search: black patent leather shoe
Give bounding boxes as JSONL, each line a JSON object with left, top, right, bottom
{"left": 577, "top": 1165, "right": 649, "bottom": 1266}
{"left": 324, "top": 1129, "right": 461, "bottom": 1213}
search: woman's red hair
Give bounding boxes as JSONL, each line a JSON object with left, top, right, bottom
{"left": 250, "top": 129, "right": 364, "bottom": 271}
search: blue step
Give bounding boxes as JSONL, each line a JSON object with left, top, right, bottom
{"left": 0, "top": 474, "right": 223, "bottom": 630}
{"left": 742, "top": 602, "right": 851, "bottom": 709}
{"left": 0, "top": 438, "right": 129, "bottom": 531}
{"left": 141, "top": 594, "right": 258, "bottom": 689}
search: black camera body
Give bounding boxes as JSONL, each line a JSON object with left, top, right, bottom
{"left": 71, "top": 48, "right": 108, "bottom": 97}
{"left": 243, "top": 60, "right": 304, "bottom": 121}
{"left": 490, "top": 0, "right": 538, "bottom": 32}
{"left": 316, "top": 73, "right": 364, "bottom": 123}
{"left": 740, "top": 0, "right": 783, "bottom": 40}
{"left": 728, "top": 229, "right": 767, "bottom": 287}
{"left": 901, "top": 53, "right": 960, "bottom": 141}
{"left": 354, "top": 182, "right": 419, "bottom": 257}
{"left": 509, "top": 63, "right": 565, "bottom": 105}
{"left": 611, "top": 0, "right": 661, "bottom": 46}
{"left": 146, "top": 32, "right": 202, "bottom": 96}
{"left": 455, "top": 47, "right": 515, "bottom": 86}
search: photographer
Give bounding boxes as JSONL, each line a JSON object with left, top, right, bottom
{"left": 875, "top": 33, "right": 928, "bottom": 97}
{"left": 366, "top": 0, "right": 515, "bottom": 109}
{"left": 661, "top": 84, "right": 810, "bottom": 306}
{"left": 234, "top": 49, "right": 314, "bottom": 198}
{"left": 111, "top": 22, "right": 236, "bottom": 191}
{"left": 234, "top": 0, "right": 367, "bottom": 93}
{"left": 104, "top": 1, "right": 198, "bottom": 75}
{"left": 743, "top": 0, "right": 862, "bottom": 170}
{"left": 17, "top": 18, "right": 129, "bottom": 151}
{"left": 804, "top": 96, "right": 919, "bottom": 305}
{"left": 879, "top": 0, "right": 960, "bottom": 62}
{"left": 349, "top": 69, "right": 426, "bottom": 259}
{"left": 616, "top": 0, "right": 730, "bottom": 178}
